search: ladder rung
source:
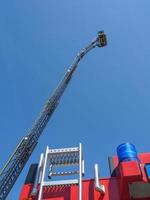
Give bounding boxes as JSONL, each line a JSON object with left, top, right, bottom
{"left": 49, "top": 170, "right": 79, "bottom": 177}
{"left": 43, "top": 179, "right": 79, "bottom": 186}
{"left": 48, "top": 147, "right": 79, "bottom": 154}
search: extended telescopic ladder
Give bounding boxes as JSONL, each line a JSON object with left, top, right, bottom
{"left": 0, "top": 31, "right": 107, "bottom": 199}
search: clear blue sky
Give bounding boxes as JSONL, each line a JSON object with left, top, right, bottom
{"left": 1, "top": 0, "right": 150, "bottom": 199}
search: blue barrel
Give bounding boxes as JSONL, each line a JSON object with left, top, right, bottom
{"left": 117, "top": 143, "right": 139, "bottom": 162}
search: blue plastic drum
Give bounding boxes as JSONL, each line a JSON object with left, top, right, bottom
{"left": 117, "top": 143, "right": 139, "bottom": 162}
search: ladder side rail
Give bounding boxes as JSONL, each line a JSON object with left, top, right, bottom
{"left": 0, "top": 128, "right": 39, "bottom": 191}
{"left": 79, "top": 143, "right": 82, "bottom": 200}
{"left": 0, "top": 137, "right": 28, "bottom": 178}
{"left": 38, "top": 146, "right": 49, "bottom": 200}
{"left": 0, "top": 110, "right": 49, "bottom": 183}
{"left": 0, "top": 142, "right": 37, "bottom": 200}
{"left": 0, "top": 138, "right": 37, "bottom": 187}
{"left": 0, "top": 112, "right": 48, "bottom": 189}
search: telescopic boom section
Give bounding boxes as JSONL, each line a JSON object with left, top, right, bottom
{"left": 0, "top": 31, "right": 107, "bottom": 200}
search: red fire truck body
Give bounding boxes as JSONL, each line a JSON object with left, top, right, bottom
{"left": 19, "top": 147, "right": 150, "bottom": 200}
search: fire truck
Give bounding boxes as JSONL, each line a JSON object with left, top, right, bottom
{"left": 1, "top": 30, "right": 150, "bottom": 200}
{"left": 20, "top": 143, "right": 150, "bottom": 200}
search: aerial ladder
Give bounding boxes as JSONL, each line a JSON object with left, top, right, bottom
{"left": 0, "top": 31, "right": 107, "bottom": 200}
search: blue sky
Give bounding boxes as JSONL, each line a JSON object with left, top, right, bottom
{"left": 1, "top": 0, "right": 150, "bottom": 199}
